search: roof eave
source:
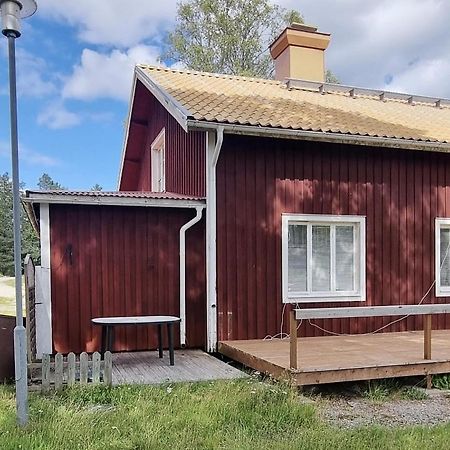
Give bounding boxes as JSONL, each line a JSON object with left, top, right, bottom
{"left": 187, "top": 120, "right": 450, "bottom": 153}
{"left": 135, "top": 66, "right": 192, "bottom": 132}
{"left": 22, "top": 192, "right": 205, "bottom": 209}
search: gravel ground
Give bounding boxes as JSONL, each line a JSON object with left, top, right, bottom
{"left": 319, "top": 388, "right": 450, "bottom": 428}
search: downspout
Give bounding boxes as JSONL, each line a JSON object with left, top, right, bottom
{"left": 206, "top": 126, "right": 224, "bottom": 352}
{"left": 179, "top": 206, "right": 204, "bottom": 347}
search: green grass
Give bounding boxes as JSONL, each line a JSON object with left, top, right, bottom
{"left": 1, "top": 380, "right": 450, "bottom": 449}
{"left": 362, "top": 380, "right": 428, "bottom": 402}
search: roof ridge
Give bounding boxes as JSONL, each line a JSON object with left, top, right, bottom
{"left": 138, "top": 64, "right": 281, "bottom": 85}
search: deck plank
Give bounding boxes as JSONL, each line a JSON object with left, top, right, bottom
{"left": 218, "top": 330, "right": 450, "bottom": 386}
{"left": 112, "top": 349, "right": 246, "bottom": 385}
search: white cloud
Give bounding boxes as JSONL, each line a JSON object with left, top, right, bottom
{"left": 37, "top": 102, "right": 82, "bottom": 129}
{"left": 62, "top": 45, "right": 160, "bottom": 101}
{"left": 386, "top": 58, "right": 450, "bottom": 98}
{"left": 275, "top": 0, "right": 450, "bottom": 97}
{"left": 0, "top": 42, "right": 56, "bottom": 98}
{"left": 0, "top": 141, "right": 60, "bottom": 167}
{"left": 37, "top": 0, "right": 177, "bottom": 47}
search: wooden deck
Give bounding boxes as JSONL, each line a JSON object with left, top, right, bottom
{"left": 112, "top": 349, "right": 246, "bottom": 385}
{"left": 218, "top": 330, "right": 450, "bottom": 386}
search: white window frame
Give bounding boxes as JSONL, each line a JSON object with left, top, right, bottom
{"left": 151, "top": 128, "right": 166, "bottom": 192}
{"left": 435, "top": 218, "right": 450, "bottom": 297}
{"left": 282, "top": 213, "right": 366, "bottom": 303}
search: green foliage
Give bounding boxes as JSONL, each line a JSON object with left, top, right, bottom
{"left": 165, "top": 0, "right": 303, "bottom": 78}
{"left": 0, "top": 172, "right": 67, "bottom": 276}
{"left": 91, "top": 184, "right": 103, "bottom": 191}
{"left": 326, "top": 69, "right": 340, "bottom": 84}
{"left": 432, "top": 374, "right": 450, "bottom": 390}
{"left": 363, "top": 379, "right": 401, "bottom": 401}
{"left": 1, "top": 380, "right": 450, "bottom": 449}
{"left": 363, "top": 380, "right": 429, "bottom": 402}
{"left": 37, "top": 173, "right": 65, "bottom": 191}
{"left": 0, "top": 174, "right": 14, "bottom": 276}
{"left": 401, "top": 387, "right": 428, "bottom": 401}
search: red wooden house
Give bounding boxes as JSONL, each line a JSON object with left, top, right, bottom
{"left": 24, "top": 24, "right": 450, "bottom": 364}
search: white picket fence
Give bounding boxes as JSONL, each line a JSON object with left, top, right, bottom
{"left": 29, "top": 352, "right": 113, "bottom": 391}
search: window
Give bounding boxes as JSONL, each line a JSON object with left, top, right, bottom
{"left": 435, "top": 219, "right": 450, "bottom": 296}
{"left": 282, "top": 214, "right": 366, "bottom": 303}
{"left": 151, "top": 128, "right": 165, "bottom": 192}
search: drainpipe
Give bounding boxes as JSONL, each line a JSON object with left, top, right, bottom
{"left": 206, "top": 126, "right": 224, "bottom": 352}
{"left": 180, "top": 206, "right": 204, "bottom": 347}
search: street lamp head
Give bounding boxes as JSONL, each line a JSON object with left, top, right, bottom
{"left": 0, "top": 0, "right": 37, "bottom": 37}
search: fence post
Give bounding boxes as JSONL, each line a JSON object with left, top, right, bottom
{"left": 67, "top": 353, "right": 76, "bottom": 386}
{"left": 54, "top": 353, "right": 64, "bottom": 390}
{"left": 92, "top": 352, "right": 101, "bottom": 384}
{"left": 80, "top": 352, "right": 88, "bottom": 384}
{"left": 104, "top": 351, "right": 112, "bottom": 387}
{"left": 41, "top": 353, "right": 50, "bottom": 393}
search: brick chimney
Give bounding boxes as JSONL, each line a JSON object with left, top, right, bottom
{"left": 269, "top": 23, "right": 331, "bottom": 82}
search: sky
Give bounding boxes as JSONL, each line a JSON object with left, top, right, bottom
{"left": 0, "top": 0, "right": 449, "bottom": 190}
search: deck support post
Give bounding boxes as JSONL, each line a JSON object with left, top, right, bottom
{"left": 289, "top": 310, "right": 297, "bottom": 370}
{"left": 424, "top": 314, "right": 432, "bottom": 360}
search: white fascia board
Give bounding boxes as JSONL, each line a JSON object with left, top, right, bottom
{"left": 295, "top": 304, "right": 450, "bottom": 320}
{"left": 23, "top": 195, "right": 205, "bottom": 209}
{"left": 117, "top": 73, "right": 138, "bottom": 190}
{"left": 135, "top": 66, "right": 191, "bottom": 132}
{"left": 187, "top": 120, "right": 450, "bottom": 154}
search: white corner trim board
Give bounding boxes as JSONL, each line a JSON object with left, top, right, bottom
{"left": 36, "top": 203, "right": 52, "bottom": 357}
{"left": 206, "top": 127, "right": 224, "bottom": 352}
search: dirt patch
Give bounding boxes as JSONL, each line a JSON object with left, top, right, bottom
{"left": 318, "top": 388, "right": 450, "bottom": 428}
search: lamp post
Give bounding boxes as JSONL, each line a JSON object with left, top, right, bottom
{"left": 0, "top": 0, "right": 37, "bottom": 426}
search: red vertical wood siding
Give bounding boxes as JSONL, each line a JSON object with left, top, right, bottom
{"left": 216, "top": 134, "right": 450, "bottom": 341}
{"left": 50, "top": 204, "right": 206, "bottom": 353}
{"left": 121, "top": 82, "right": 206, "bottom": 196}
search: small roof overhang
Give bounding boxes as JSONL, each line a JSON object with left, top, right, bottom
{"left": 23, "top": 190, "right": 206, "bottom": 235}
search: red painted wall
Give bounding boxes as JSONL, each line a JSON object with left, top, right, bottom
{"left": 120, "top": 82, "right": 206, "bottom": 196}
{"left": 216, "top": 134, "right": 450, "bottom": 341}
{"left": 50, "top": 204, "right": 206, "bottom": 353}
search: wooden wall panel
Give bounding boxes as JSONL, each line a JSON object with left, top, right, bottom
{"left": 121, "top": 83, "right": 206, "bottom": 196}
{"left": 217, "top": 134, "right": 450, "bottom": 341}
{"left": 50, "top": 204, "right": 206, "bottom": 353}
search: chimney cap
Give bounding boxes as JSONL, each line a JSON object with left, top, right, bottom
{"left": 290, "top": 23, "right": 318, "bottom": 33}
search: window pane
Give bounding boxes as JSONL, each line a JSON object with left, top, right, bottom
{"left": 336, "top": 226, "right": 355, "bottom": 291}
{"left": 441, "top": 228, "right": 450, "bottom": 287}
{"left": 288, "top": 225, "right": 307, "bottom": 292}
{"left": 312, "top": 225, "right": 330, "bottom": 291}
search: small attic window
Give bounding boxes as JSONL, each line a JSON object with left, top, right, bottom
{"left": 151, "top": 128, "right": 165, "bottom": 192}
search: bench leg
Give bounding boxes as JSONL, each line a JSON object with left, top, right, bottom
{"left": 290, "top": 310, "right": 298, "bottom": 370}
{"left": 168, "top": 323, "right": 175, "bottom": 366}
{"left": 424, "top": 314, "right": 432, "bottom": 360}
{"left": 101, "top": 326, "right": 107, "bottom": 355}
{"left": 157, "top": 324, "right": 163, "bottom": 358}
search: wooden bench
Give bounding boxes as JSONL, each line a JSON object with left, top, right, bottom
{"left": 290, "top": 304, "right": 450, "bottom": 381}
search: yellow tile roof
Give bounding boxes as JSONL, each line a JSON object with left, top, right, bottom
{"left": 138, "top": 65, "right": 450, "bottom": 145}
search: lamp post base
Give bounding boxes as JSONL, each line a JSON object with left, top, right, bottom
{"left": 14, "top": 326, "right": 28, "bottom": 426}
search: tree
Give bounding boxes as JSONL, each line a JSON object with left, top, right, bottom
{"left": 91, "top": 184, "right": 103, "bottom": 191}
{"left": 0, "top": 173, "right": 14, "bottom": 276}
{"left": 0, "top": 173, "right": 40, "bottom": 276}
{"left": 38, "top": 173, "right": 65, "bottom": 191}
{"left": 165, "top": 0, "right": 304, "bottom": 78}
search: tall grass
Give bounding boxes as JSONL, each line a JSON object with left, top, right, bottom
{"left": 0, "top": 380, "right": 449, "bottom": 449}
